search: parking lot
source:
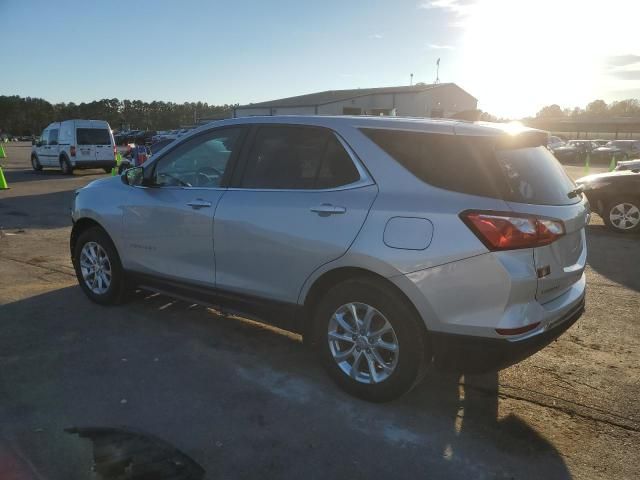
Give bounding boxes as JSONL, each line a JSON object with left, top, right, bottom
{"left": 1, "top": 142, "right": 639, "bottom": 479}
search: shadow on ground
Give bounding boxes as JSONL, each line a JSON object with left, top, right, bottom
{"left": 0, "top": 286, "right": 571, "bottom": 479}
{"left": 2, "top": 168, "right": 105, "bottom": 184}
{"left": 0, "top": 189, "right": 76, "bottom": 229}
{"left": 586, "top": 223, "right": 640, "bottom": 292}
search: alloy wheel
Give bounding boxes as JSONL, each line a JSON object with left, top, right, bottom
{"left": 609, "top": 203, "right": 640, "bottom": 230}
{"left": 327, "top": 302, "right": 399, "bottom": 384}
{"left": 80, "top": 241, "right": 112, "bottom": 294}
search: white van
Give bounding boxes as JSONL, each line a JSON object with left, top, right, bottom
{"left": 31, "top": 120, "right": 116, "bottom": 174}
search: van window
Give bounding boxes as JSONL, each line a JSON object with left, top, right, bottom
{"left": 48, "top": 129, "right": 59, "bottom": 145}
{"left": 77, "top": 128, "right": 112, "bottom": 146}
{"left": 361, "top": 128, "right": 579, "bottom": 206}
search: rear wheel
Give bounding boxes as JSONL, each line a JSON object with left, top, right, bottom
{"left": 73, "top": 226, "right": 128, "bottom": 304}
{"left": 313, "top": 277, "right": 427, "bottom": 402}
{"left": 103, "top": 167, "right": 112, "bottom": 174}
{"left": 60, "top": 157, "right": 73, "bottom": 175}
{"left": 603, "top": 198, "right": 640, "bottom": 233}
{"left": 31, "top": 155, "right": 42, "bottom": 171}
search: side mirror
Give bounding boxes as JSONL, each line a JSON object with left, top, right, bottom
{"left": 122, "top": 166, "right": 145, "bottom": 186}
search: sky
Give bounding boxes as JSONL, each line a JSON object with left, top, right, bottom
{"left": 1, "top": 0, "right": 639, "bottom": 118}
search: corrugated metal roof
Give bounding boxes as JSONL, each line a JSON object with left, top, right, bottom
{"left": 236, "top": 83, "right": 473, "bottom": 109}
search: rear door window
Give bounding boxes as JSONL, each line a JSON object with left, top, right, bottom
{"left": 240, "top": 126, "right": 360, "bottom": 189}
{"left": 361, "top": 128, "right": 579, "bottom": 206}
{"left": 77, "top": 128, "right": 112, "bottom": 145}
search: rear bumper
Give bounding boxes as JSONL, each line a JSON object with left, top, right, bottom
{"left": 431, "top": 293, "right": 585, "bottom": 372}
{"left": 72, "top": 160, "right": 116, "bottom": 169}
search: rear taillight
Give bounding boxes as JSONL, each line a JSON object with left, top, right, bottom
{"left": 70, "top": 146, "right": 76, "bottom": 157}
{"left": 461, "top": 210, "right": 565, "bottom": 251}
{"left": 113, "top": 145, "right": 117, "bottom": 158}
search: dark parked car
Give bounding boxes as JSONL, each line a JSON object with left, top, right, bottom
{"left": 131, "top": 130, "right": 156, "bottom": 145}
{"left": 568, "top": 140, "right": 597, "bottom": 154}
{"left": 550, "top": 143, "right": 579, "bottom": 162}
{"left": 592, "top": 140, "right": 640, "bottom": 165}
{"left": 576, "top": 170, "right": 640, "bottom": 233}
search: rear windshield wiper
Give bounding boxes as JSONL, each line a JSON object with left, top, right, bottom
{"left": 567, "top": 185, "right": 584, "bottom": 199}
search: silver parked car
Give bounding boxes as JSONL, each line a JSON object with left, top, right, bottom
{"left": 70, "top": 116, "right": 587, "bottom": 401}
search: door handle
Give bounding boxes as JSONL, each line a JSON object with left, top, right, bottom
{"left": 310, "top": 203, "right": 347, "bottom": 216}
{"left": 186, "top": 199, "right": 212, "bottom": 209}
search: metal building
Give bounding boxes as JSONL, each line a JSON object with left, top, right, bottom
{"left": 233, "top": 83, "right": 477, "bottom": 118}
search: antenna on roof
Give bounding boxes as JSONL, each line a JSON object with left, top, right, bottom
{"left": 435, "top": 58, "right": 441, "bottom": 84}
{"left": 410, "top": 73, "right": 413, "bottom": 86}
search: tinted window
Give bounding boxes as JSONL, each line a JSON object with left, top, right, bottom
{"left": 153, "top": 128, "right": 242, "bottom": 188}
{"left": 361, "top": 128, "right": 579, "bottom": 206}
{"left": 77, "top": 128, "right": 112, "bottom": 145}
{"left": 241, "top": 126, "right": 359, "bottom": 189}
{"left": 48, "top": 129, "right": 59, "bottom": 145}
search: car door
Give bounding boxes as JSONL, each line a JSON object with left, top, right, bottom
{"left": 121, "top": 126, "right": 246, "bottom": 286}
{"left": 213, "top": 124, "right": 378, "bottom": 304}
{"left": 36, "top": 129, "right": 50, "bottom": 165}
{"left": 47, "top": 127, "right": 60, "bottom": 165}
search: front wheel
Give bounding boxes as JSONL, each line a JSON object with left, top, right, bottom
{"left": 73, "top": 226, "right": 128, "bottom": 304}
{"left": 313, "top": 277, "right": 427, "bottom": 402}
{"left": 31, "top": 155, "right": 42, "bottom": 171}
{"left": 603, "top": 198, "right": 640, "bottom": 233}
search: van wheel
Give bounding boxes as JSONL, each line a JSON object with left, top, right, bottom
{"left": 60, "top": 157, "right": 73, "bottom": 175}
{"left": 603, "top": 197, "right": 640, "bottom": 233}
{"left": 313, "top": 277, "right": 427, "bottom": 402}
{"left": 103, "top": 167, "right": 113, "bottom": 174}
{"left": 31, "top": 155, "right": 42, "bottom": 171}
{"left": 72, "top": 226, "right": 128, "bottom": 305}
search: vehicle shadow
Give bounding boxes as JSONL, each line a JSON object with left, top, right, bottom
{"left": 2, "top": 168, "right": 105, "bottom": 184}
{"left": 0, "top": 286, "right": 571, "bottom": 479}
{"left": 0, "top": 189, "right": 76, "bottom": 229}
{"left": 586, "top": 223, "right": 640, "bottom": 292}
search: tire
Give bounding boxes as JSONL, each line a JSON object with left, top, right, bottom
{"left": 313, "top": 277, "right": 427, "bottom": 402}
{"left": 60, "top": 156, "right": 73, "bottom": 175}
{"left": 31, "top": 155, "right": 42, "bottom": 171}
{"left": 603, "top": 197, "right": 640, "bottom": 233}
{"left": 103, "top": 167, "right": 113, "bottom": 174}
{"left": 72, "top": 226, "right": 129, "bottom": 305}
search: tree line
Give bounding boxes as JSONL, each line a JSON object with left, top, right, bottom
{"left": 534, "top": 99, "right": 640, "bottom": 120}
{"left": 0, "top": 95, "right": 236, "bottom": 136}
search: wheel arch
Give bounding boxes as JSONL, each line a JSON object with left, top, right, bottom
{"left": 70, "top": 217, "right": 109, "bottom": 258}
{"left": 300, "top": 266, "right": 428, "bottom": 346}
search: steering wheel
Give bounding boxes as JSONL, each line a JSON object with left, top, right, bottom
{"left": 158, "top": 172, "right": 191, "bottom": 187}
{"left": 194, "top": 167, "right": 222, "bottom": 187}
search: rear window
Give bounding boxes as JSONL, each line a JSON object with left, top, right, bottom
{"left": 361, "top": 128, "right": 579, "bottom": 206}
{"left": 76, "top": 128, "right": 112, "bottom": 145}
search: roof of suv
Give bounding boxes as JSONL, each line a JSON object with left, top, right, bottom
{"left": 203, "top": 115, "right": 544, "bottom": 137}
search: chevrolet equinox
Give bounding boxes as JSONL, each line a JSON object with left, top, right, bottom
{"left": 70, "top": 116, "right": 587, "bottom": 401}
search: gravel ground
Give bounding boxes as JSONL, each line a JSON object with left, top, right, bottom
{"left": 0, "top": 142, "right": 638, "bottom": 479}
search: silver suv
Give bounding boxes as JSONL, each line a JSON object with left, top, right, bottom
{"left": 70, "top": 116, "right": 587, "bottom": 401}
